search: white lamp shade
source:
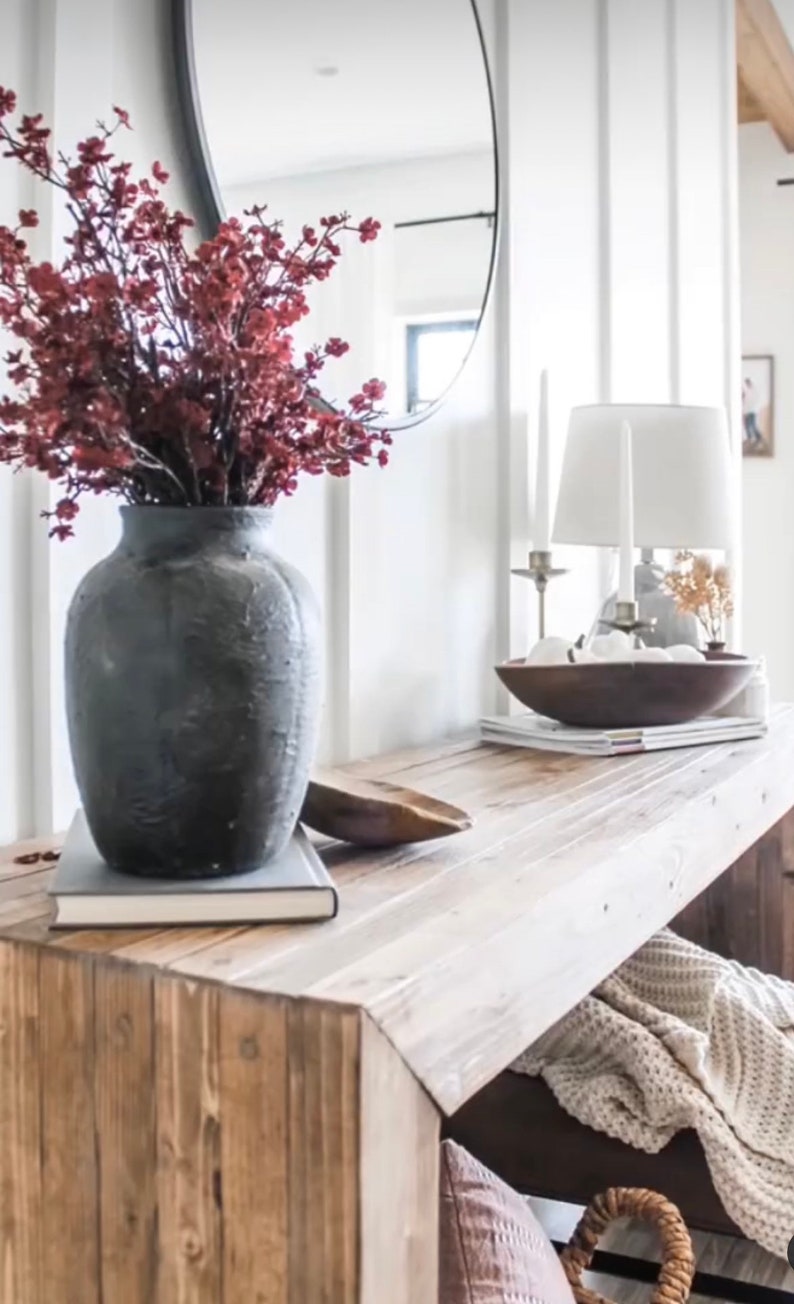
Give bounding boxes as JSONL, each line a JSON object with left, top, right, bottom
{"left": 552, "top": 404, "right": 734, "bottom": 550}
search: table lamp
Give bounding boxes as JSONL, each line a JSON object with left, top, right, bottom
{"left": 552, "top": 404, "right": 734, "bottom": 646}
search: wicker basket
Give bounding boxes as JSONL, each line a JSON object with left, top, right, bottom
{"left": 560, "top": 1187, "right": 696, "bottom": 1304}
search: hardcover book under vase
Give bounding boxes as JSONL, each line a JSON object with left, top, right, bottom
{"left": 49, "top": 811, "right": 338, "bottom": 928}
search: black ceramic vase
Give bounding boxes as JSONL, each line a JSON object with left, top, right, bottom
{"left": 65, "top": 506, "right": 322, "bottom": 878}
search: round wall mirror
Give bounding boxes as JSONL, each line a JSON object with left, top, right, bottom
{"left": 174, "top": 0, "right": 498, "bottom": 428}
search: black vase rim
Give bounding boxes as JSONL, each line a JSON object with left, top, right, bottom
{"left": 118, "top": 503, "right": 277, "bottom": 550}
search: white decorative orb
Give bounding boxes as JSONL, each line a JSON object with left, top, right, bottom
{"left": 591, "top": 630, "right": 634, "bottom": 661}
{"left": 665, "top": 644, "right": 705, "bottom": 663}
{"left": 631, "top": 647, "right": 673, "bottom": 662}
{"left": 525, "top": 636, "right": 573, "bottom": 666}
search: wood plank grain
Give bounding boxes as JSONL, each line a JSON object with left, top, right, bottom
{"left": 162, "top": 749, "right": 606, "bottom": 983}
{"left": 219, "top": 991, "right": 288, "bottom": 1304}
{"left": 287, "top": 1000, "right": 360, "bottom": 1303}
{"left": 155, "top": 977, "right": 221, "bottom": 1304}
{"left": 363, "top": 728, "right": 794, "bottom": 1111}
{"left": 783, "top": 874, "right": 794, "bottom": 980}
{"left": 57, "top": 926, "right": 163, "bottom": 953}
{"left": 94, "top": 963, "right": 157, "bottom": 1302}
{"left": 247, "top": 741, "right": 762, "bottom": 1004}
{"left": 177, "top": 746, "right": 695, "bottom": 988}
{"left": 0, "top": 900, "right": 51, "bottom": 929}
{"left": 114, "top": 925, "right": 246, "bottom": 966}
{"left": 674, "top": 806, "right": 794, "bottom": 979}
{"left": 0, "top": 941, "right": 41, "bottom": 1304}
{"left": 0, "top": 865, "right": 52, "bottom": 902}
{"left": 737, "top": 0, "right": 794, "bottom": 150}
{"left": 738, "top": 69, "right": 765, "bottom": 122}
{"left": 758, "top": 814, "right": 787, "bottom": 976}
{"left": 359, "top": 1016, "right": 439, "bottom": 1303}
{"left": 40, "top": 949, "right": 99, "bottom": 1304}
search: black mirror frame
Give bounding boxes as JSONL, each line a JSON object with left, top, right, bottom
{"left": 169, "top": 0, "right": 500, "bottom": 431}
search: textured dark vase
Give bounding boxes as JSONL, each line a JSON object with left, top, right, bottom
{"left": 65, "top": 506, "right": 322, "bottom": 878}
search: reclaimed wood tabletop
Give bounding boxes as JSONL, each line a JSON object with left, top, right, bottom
{"left": 3, "top": 706, "right": 794, "bottom": 1303}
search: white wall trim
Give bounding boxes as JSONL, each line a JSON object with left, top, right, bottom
{"left": 666, "top": 0, "right": 682, "bottom": 404}
{"left": 492, "top": 0, "right": 517, "bottom": 686}
{"left": 595, "top": 0, "right": 614, "bottom": 600}
{"left": 596, "top": 0, "right": 612, "bottom": 407}
{"left": 719, "top": 0, "right": 743, "bottom": 647}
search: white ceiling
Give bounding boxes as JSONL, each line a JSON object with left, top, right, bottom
{"left": 192, "top": 0, "right": 494, "bottom": 187}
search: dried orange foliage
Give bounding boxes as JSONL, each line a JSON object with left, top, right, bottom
{"left": 663, "top": 551, "right": 734, "bottom": 645}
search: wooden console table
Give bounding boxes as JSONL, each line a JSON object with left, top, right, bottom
{"left": 3, "top": 706, "right": 794, "bottom": 1303}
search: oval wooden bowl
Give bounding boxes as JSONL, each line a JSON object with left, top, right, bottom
{"left": 301, "top": 771, "right": 473, "bottom": 847}
{"left": 495, "top": 658, "right": 756, "bottom": 729}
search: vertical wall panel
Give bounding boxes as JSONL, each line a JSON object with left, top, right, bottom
{"left": 0, "top": 0, "right": 37, "bottom": 842}
{"left": 740, "top": 125, "right": 793, "bottom": 690}
{"left": 344, "top": 0, "right": 500, "bottom": 760}
{"left": 346, "top": 310, "right": 498, "bottom": 760}
{"left": 506, "top": 0, "right": 603, "bottom": 646}
{"left": 605, "top": 0, "right": 672, "bottom": 402}
{"left": 36, "top": 0, "right": 118, "bottom": 831}
{"left": 719, "top": 0, "right": 743, "bottom": 645}
{"left": 673, "top": 0, "right": 729, "bottom": 406}
{"left": 45, "top": 0, "right": 198, "bottom": 829}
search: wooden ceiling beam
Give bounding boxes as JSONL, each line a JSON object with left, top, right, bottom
{"left": 737, "top": 0, "right": 794, "bottom": 151}
{"left": 737, "top": 69, "right": 765, "bottom": 124}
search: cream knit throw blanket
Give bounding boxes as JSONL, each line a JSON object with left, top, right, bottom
{"left": 512, "top": 929, "right": 794, "bottom": 1257}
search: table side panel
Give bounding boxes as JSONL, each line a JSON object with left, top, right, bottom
{"left": 286, "top": 1001, "right": 359, "bottom": 1302}
{"left": 155, "top": 977, "right": 222, "bottom": 1303}
{"left": 674, "top": 805, "right": 794, "bottom": 979}
{"left": 219, "top": 992, "right": 289, "bottom": 1304}
{"left": 360, "top": 1018, "right": 440, "bottom": 1304}
{"left": 0, "top": 942, "right": 42, "bottom": 1304}
{"left": 0, "top": 942, "right": 442, "bottom": 1304}
{"left": 41, "top": 950, "right": 100, "bottom": 1304}
{"left": 95, "top": 964, "right": 158, "bottom": 1302}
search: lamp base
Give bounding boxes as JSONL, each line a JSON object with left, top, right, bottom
{"left": 595, "top": 558, "right": 700, "bottom": 648}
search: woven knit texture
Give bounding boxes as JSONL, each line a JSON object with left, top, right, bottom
{"left": 512, "top": 929, "right": 794, "bottom": 1258}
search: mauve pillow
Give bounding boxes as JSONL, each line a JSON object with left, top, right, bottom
{"left": 439, "top": 1140, "right": 577, "bottom": 1304}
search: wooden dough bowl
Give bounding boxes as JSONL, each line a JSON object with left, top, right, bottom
{"left": 495, "top": 657, "right": 756, "bottom": 729}
{"left": 301, "top": 771, "right": 473, "bottom": 847}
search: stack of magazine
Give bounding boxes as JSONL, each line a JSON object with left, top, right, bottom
{"left": 479, "top": 712, "right": 768, "bottom": 757}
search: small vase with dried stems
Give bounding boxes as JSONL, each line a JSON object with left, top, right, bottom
{"left": 662, "top": 551, "right": 734, "bottom": 653}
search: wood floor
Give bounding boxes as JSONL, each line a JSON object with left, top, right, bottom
{"left": 531, "top": 1198, "right": 794, "bottom": 1304}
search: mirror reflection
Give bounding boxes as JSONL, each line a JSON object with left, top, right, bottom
{"left": 187, "top": 0, "right": 497, "bottom": 425}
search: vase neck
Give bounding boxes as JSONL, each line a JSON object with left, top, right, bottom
{"left": 119, "top": 506, "right": 275, "bottom": 559}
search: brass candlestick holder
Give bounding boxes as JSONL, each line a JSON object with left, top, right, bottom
{"left": 605, "top": 599, "right": 658, "bottom": 645}
{"left": 511, "top": 549, "right": 569, "bottom": 640}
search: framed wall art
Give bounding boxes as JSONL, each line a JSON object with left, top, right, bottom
{"left": 742, "top": 354, "right": 774, "bottom": 457}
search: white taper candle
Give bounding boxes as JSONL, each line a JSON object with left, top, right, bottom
{"left": 534, "top": 369, "right": 551, "bottom": 550}
{"left": 618, "top": 419, "right": 635, "bottom": 603}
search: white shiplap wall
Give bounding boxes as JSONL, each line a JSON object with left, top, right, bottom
{"left": 0, "top": 0, "right": 740, "bottom": 840}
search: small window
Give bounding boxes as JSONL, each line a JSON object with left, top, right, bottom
{"left": 405, "top": 319, "right": 478, "bottom": 415}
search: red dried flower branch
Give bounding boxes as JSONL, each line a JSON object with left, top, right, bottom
{"left": 0, "top": 89, "right": 390, "bottom": 538}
